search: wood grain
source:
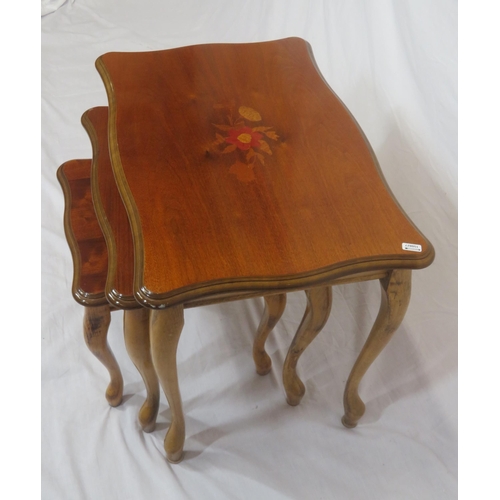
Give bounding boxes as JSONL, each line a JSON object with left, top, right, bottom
{"left": 96, "top": 37, "right": 434, "bottom": 307}
{"left": 57, "top": 160, "right": 108, "bottom": 305}
{"left": 82, "top": 108, "right": 137, "bottom": 309}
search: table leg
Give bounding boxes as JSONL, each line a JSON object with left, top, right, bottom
{"left": 150, "top": 306, "right": 185, "bottom": 463}
{"left": 83, "top": 305, "right": 123, "bottom": 407}
{"left": 253, "top": 294, "right": 287, "bottom": 375}
{"left": 283, "top": 286, "right": 332, "bottom": 406}
{"left": 123, "top": 308, "right": 160, "bottom": 433}
{"left": 342, "top": 269, "right": 412, "bottom": 428}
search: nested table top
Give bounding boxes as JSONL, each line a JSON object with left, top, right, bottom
{"left": 57, "top": 159, "right": 108, "bottom": 306}
{"left": 96, "top": 37, "right": 434, "bottom": 307}
{"left": 82, "top": 107, "right": 136, "bottom": 308}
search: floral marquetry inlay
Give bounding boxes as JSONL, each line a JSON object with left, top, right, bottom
{"left": 212, "top": 104, "right": 279, "bottom": 182}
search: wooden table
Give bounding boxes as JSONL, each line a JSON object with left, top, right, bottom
{"left": 94, "top": 37, "right": 434, "bottom": 463}
{"left": 78, "top": 105, "right": 288, "bottom": 437}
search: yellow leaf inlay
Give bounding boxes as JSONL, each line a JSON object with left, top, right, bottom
{"left": 259, "top": 140, "right": 272, "bottom": 155}
{"left": 238, "top": 106, "right": 262, "bottom": 122}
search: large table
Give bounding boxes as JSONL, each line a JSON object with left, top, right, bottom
{"left": 92, "top": 37, "right": 434, "bottom": 463}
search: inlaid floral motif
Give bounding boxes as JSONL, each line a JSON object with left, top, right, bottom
{"left": 212, "top": 104, "right": 279, "bottom": 182}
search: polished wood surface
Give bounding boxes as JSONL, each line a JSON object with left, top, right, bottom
{"left": 96, "top": 37, "right": 434, "bottom": 307}
{"left": 82, "top": 107, "right": 136, "bottom": 309}
{"left": 57, "top": 160, "right": 108, "bottom": 305}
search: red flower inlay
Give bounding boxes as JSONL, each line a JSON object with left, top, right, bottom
{"left": 211, "top": 104, "right": 279, "bottom": 182}
{"left": 225, "top": 127, "right": 263, "bottom": 150}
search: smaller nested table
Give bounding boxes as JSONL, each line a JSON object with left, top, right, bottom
{"left": 94, "top": 37, "right": 434, "bottom": 463}
{"left": 57, "top": 158, "right": 126, "bottom": 408}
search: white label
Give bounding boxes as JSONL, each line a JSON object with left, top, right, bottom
{"left": 402, "top": 242, "right": 422, "bottom": 252}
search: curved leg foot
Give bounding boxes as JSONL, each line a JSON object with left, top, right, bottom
{"left": 253, "top": 294, "right": 287, "bottom": 375}
{"left": 83, "top": 305, "right": 123, "bottom": 407}
{"left": 124, "top": 308, "right": 159, "bottom": 433}
{"left": 150, "top": 306, "right": 185, "bottom": 464}
{"left": 342, "top": 269, "right": 412, "bottom": 428}
{"left": 283, "top": 287, "right": 332, "bottom": 406}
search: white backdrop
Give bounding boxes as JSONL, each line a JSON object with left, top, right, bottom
{"left": 41, "top": 1, "right": 457, "bottom": 498}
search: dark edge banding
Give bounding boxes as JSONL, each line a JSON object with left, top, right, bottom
{"left": 136, "top": 254, "right": 430, "bottom": 309}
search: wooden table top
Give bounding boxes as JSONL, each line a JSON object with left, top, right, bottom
{"left": 57, "top": 159, "right": 109, "bottom": 306}
{"left": 96, "top": 37, "right": 434, "bottom": 307}
{"left": 82, "top": 107, "right": 136, "bottom": 309}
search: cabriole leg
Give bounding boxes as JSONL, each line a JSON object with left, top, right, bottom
{"left": 283, "top": 286, "right": 332, "bottom": 406}
{"left": 123, "top": 308, "right": 159, "bottom": 433}
{"left": 150, "top": 306, "right": 185, "bottom": 464}
{"left": 83, "top": 305, "right": 123, "bottom": 407}
{"left": 253, "top": 293, "right": 287, "bottom": 375}
{"left": 342, "top": 269, "right": 412, "bottom": 428}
